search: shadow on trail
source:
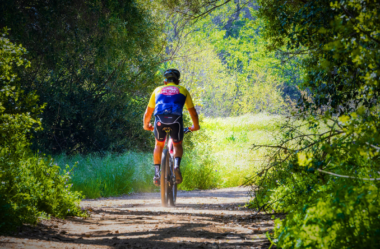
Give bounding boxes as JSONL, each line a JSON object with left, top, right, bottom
{"left": 6, "top": 207, "right": 278, "bottom": 249}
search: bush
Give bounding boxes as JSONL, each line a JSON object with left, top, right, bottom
{"left": 251, "top": 111, "right": 380, "bottom": 248}
{"left": 0, "top": 30, "right": 84, "bottom": 233}
{"left": 180, "top": 147, "right": 219, "bottom": 190}
{"left": 250, "top": 0, "right": 380, "bottom": 247}
{"left": 273, "top": 179, "right": 380, "bottom": 248}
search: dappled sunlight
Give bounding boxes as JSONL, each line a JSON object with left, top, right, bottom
{"left": 1, "top": 187, "right": 277, "bottom": 249}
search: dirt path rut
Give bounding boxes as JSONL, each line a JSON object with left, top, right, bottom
{"left": 1, "top": 187, "right": 279, "bottom": 249}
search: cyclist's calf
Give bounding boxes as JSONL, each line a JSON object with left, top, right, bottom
{"left": 172, "top": 142, "right": 183, "bottom": 158}
{"left": 154, "top": 140, "right": 165, "bottom": 164}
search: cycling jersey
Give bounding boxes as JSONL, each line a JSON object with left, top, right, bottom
{"left": 148, "top": 83, "right": 194, "bottom": 116}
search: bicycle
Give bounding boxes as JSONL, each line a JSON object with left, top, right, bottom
{"left": 160, "top": 127, "right": 191, "bottom": 207}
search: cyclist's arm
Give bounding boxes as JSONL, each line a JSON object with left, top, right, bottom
{"left": 184, "top": 91, "right": 200, "bottom": 131}
{"left": 143, "top": 91, "right": 156, "bottom": 131}
{"left": 143, "top": 107, "right": 154, "bottom": 131}
{"left": 188, "top": 107, "right": 200, "bottom": 131}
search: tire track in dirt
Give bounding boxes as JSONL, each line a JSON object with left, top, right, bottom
{"left": 1, "top": 187, "right": 281, "bottom": 249}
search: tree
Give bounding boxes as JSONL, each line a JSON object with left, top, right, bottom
{"left": 250, "top": 0, "right": 380, "bottom": 247}
{"left": 257, "top": 0, "right": 380, "bottom": 112}
{"left": 160, "top": 0, "right": 303, "bottom": 116}
{"left": 0, "top": 29, "right": 84, "bottom": 233}
{"left": 0, "top": 0, "right": 165, "bottom": 154}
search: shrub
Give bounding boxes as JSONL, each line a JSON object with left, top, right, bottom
{"left": 0, "top": 30, "right": 84, "bottom": 233}
{"left": 179, "top": 121, "right": 220, "bottom": 190}
{"left": 273, "top": 179, "right": 380, "bottom": 248}
{"left": 251, "top": 111, "right": 380, "bottom": 248}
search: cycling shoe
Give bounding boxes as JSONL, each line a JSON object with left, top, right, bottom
{"left": 174, "top": 167, "right": 182, "bottom": 184}
{"left": 153, "top": 175, "right": 160, "bottom": 186}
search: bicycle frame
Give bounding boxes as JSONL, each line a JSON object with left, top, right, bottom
{"left": 160, "top": 127, "right": 191, "bottom": 207}
{"left": 168, "top": 135, "right": 174, "bottom": 156}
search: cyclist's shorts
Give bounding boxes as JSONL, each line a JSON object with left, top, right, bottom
{"left": 154, "top": 114, "right": 184, "bottom": 143}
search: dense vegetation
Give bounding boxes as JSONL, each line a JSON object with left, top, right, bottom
{"left": 0, "top": 0, "right": 164, "bottom": 233}
{"left": 161, "top": 1, "right": 304, "bottom": 116}
{"left": 1, "top": 0, "right": 164, "bottom": 154}
{"left": 251, "top": 0, "right": 380, "bottom": 248}
{"left": 0, "top": 30, "right": 85, "bottom": 232}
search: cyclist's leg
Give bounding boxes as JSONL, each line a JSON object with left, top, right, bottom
{"left": 170, "top": 116, "right": 184, "bottom": 183}
{"left": 173, "top": 142, "right": 183, "bottom": 158}
{"left": 153, "top": 118, "right": 166, "bottom": 186}
{"left": 154, "top": 139, "right": 165, "bottom": 164}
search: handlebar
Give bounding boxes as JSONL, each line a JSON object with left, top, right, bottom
{"left": 183, "top": 127, "right": 192, "bottom": 134}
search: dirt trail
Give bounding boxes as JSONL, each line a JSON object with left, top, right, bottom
{"left": 1, "top": 187, "right": 280, "bottom": 249}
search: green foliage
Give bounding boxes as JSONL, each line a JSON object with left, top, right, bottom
{"left": 0, "top": 0, "right": 164, "bottom": 154}
{"left": 54, "top": 152, "right": 155, "bottom": 198}
{"left": 273, "top": 180, "right": 380, "bottom": 248}
{"left": 180, "top": 113, "right": 283, "bottom": 189}
{"left": 0, "top": 30, "right": 85, "bottom": 233}
{"left": 251, "top": 110, "right": 380, "bottom": 248}
{"left": 179, "top": 127, "right": 220, "bottom": 190}
{"left": 257, "top": 0, "right": 380, "bottom": 112}
{"left": 243, "top": 0, "right": 380, "bottom": 248}
{"left": 161, "top": 1, "right": 305, "bottom": 117}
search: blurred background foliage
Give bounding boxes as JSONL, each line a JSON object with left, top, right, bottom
{"left": 161, "top": 0, "right": 305, "bottom": 116}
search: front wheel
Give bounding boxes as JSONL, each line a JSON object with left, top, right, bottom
{"left": 168, "top": 156, "right": 177, "bottom": 207}
{"left": 160, "top": 149, "right": 169, "bottom": 207}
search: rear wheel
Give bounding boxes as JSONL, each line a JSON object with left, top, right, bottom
{"left": 168, "top": 156, "right": 177, "bottom": 206}
{"left": 160, "top": 149, "right": 169, "bottom": 207}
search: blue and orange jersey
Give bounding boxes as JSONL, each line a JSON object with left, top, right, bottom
{"left": 148, "top": 83, "right": 194, "bottom": 116}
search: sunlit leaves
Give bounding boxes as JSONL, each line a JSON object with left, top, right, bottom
{"left": 251, "top": 1, "right": 380, "bottom": 247}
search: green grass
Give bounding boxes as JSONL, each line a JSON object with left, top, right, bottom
{"left": 55, "top": 113, "right": 284, "bottom": 198}
{"left": 54, "top": 152, "right": 155, "bottom": 199}
{"left": 180, "top": 113, "right": 283, "bottom": 189}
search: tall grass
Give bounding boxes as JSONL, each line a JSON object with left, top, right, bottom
{"left": 54, "top": 152, "right": 154, "bottom": 199}
{"left": 55, "top": 113, "right": 284, "bottom": 197}
{"left": 180, "top": 113, "right": 283, "bottom": 190}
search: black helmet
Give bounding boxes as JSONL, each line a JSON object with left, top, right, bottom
{"left": 164, "top": 69, "right": 180, "bottom": 81}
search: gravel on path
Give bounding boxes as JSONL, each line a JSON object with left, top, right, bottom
{"left": 0, "top": 187, "right": 279, "bottom": 249}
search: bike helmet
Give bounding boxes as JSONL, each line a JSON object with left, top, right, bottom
{"left": 164, "top": 69, "right": 180, "bottom": 81}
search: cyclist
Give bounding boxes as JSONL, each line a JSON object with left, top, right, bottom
{"left": 143, "top": 69, "right": 200, "bottom": 186}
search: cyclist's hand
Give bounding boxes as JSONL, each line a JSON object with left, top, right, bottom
{"left": 189, "top": 124, "right": 200, "bottom": 131}
{"left": 144, "top": 123, "right": 154, "bottom": 131}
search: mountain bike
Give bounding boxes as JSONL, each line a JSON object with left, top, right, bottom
{"left": 160, "top": 127, "right": 191, "bottom": 207}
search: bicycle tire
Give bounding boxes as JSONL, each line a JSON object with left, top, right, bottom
{"left": 160, "top": 149, "right": 169, "bottom": 207}
{"left": 168, "top": 156, "right": 177, "bottom": 206}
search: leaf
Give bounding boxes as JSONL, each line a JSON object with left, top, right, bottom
{"left": 339, "top": 115, "right": 350, "bottom": 124}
